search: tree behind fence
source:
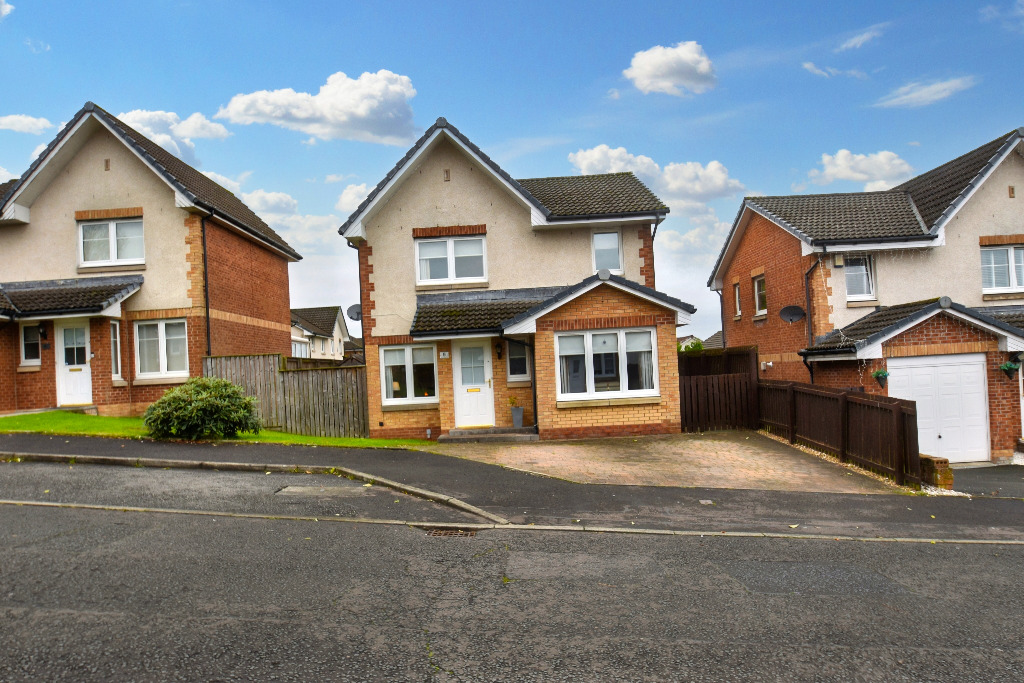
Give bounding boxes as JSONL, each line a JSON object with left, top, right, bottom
{"left": 203, "top": 354, "right": 368, "bottom": 438}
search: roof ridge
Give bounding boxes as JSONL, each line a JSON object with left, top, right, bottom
{"left": 746, "top": 189, "right": 904, "bottom": 201}
{"left": 516, "top": 171, "right": 637, "bottom": 182}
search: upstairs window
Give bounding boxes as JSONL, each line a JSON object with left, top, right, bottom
{"left": 753, "top": 276, "right": 767, "bottom": 315}
{"left": 415, "top": 237, "right": 486, "bottom": 284}
{"left": 80, "top": 220, "right": 144, "bottom": 266}
{"left": 981, "top": 246, "right": 1024, "bottom": 292}
{"left": 844, "top": 255, "right": 876, "bottom": 301}
{"left": 592, "top": 231, "right": 622, "bottom": 273}
{"left": 733, "top": 283, "right": 741, "bottom": 316}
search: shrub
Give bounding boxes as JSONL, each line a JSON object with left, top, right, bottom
{"left": 143, "top": 377, "right": 261, "bottom": 440}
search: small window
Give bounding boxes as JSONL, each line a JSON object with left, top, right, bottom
{"left": 556, "top": 329, "right": 658, "bottom": 400}
{"left": 845, "top": 255, "right": 875, "bottom": 301}
{"left": 381, "top": 344, "right": 438, "bottom": 405}
{"left": 80, "top": 219, "right": 144, "bottom": 266}
{"left": 753, "top": 276, "right": 767, "bottom": 315}
{"left": 135, "top": 319, "right": 188, "bottom": 378}
{"left": 507, "top": 340, "right": 531, "bottom": 381}
{"left": 20, "top": 324, "right": 41, "bottom": 366}
{"left": 592, "top": 231, "right": 622, "bottom": 273}
{"left": 415, "top": 237, "right": 486, "bottom": 284}
{"left": 291, "top": 340, "right": 310, "bottom": 358}
{"left": 981, "top": 246, "right": 1024, "bottom": 292}
{"left": 733, "top": 283, "right": 741, "bottom": 316}
{"left": 321, "top": 338, "right": 326, "bottom": 353}
{"left": 331, "top": 339, "right": 335, "bottom": 354}
{"left": 110, "top": 321, "right": 121, "bottom": 379}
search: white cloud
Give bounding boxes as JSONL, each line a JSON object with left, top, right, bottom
{"left": 301, "top": 137, "right": 318, "bottom": 146}
{"left": 203, "top": 170, "right": 251, "bottom": 194}
{"left": 568, "top": 144, "right": 660, "bottom": 179}
{"left": 802, "top": 62, "right": 867, "bottom": 79}
{"left": 241, "top": 189, "right": 299, "bottom": 215}
{"left": 30, "top": 143, "right": 47, "bottom": 160}
{"left": 806, "top": 149, "right": 914, "bottom": 191}
{"left": 0, "top": 165, "right": 15, "bottom": 182}
{"left": 0, "top": 114, "right": 53, "bottom": 135}
{"left": 0, "top": 1, "right": 12, "bottom": 21}
{"left": 335, "top": 183, "right": 369, "bottom": 213}
{"left": 24, "top": 38, "right": 49, "bottom": 53}
{"left": 980, "top": 1, "right": 1024, "bottom": 31}
{"left": 874, "top": 77, "right": 976, "bottom": 108}
{"left": 325, "top": 174, "right": 349, "bottom": 183}
{"left": 623, "top": 41, "right": 716, "bottom": 96}
{"left": 836, "top": 24, "right": 887, "bottom": 52}
{"left": 216, "top": 70, "right": 417, "bottom": 145}
{"left": 117, "top": 109, "right": 230, "bottom": 164}
{"left": 607, "top": 88, "right": 621, "bottom": 100}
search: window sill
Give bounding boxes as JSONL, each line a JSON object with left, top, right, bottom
{"left": 78, "top": 263, "right": 146, "bottom": 274}
{"left": 752, "top": 313, "right": 767, "bottom": 321}
{"left": 382, "top": 402, "right": 439, "bottom": 412}
{"left": 133, "top": 375, "right": 189, "bottom": 386}
{"left": 983, "top": 292, "right": 1024, "bottom": 301}
{"left": 846, "top": 299, "right": 879, "bottom": 308}
{"left": 557, "top": 396, "right": 661, "bottom": 409}
{"left": 507, "top": 379, "right": 532, "bottom": 388}
{"left": 112, "top": 379, "right": 128, "bottom": 387}
{"left": 17, "top": 365, "right": 41, "bottom": 373}
{"left": 415, "top": 281, "right": 488, "bottom": 292}
{"left": 733, "top": 315, "right": 742, "bottom": 321}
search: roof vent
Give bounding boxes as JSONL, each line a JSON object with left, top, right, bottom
{"left": 939, "top": 296, "right": 952, "bottom": 309}
{"left": 597, "top": 269, "right": 611, "bottom": 281}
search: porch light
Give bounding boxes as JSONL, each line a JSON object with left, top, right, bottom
{"left": 38, "top": 323, "right": 47, "bottom": 340}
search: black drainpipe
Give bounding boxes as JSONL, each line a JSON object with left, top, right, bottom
{"left": 803, "top": 255, "right": 822, "bottom": 384}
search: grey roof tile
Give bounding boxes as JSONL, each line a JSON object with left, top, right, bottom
{"left": 703, "top": 330, "right": 724, "bottom": 349}
{"left": 517, "top": 172, "right": 668, "bottom": 218}
{"left": 746, "top": 191, "right": 928, "bottom": 242}
{"left": 412, "top": 291, "right": 551, "bottom": 335}
{"left": 291, "top": 306, "right": 342, "bottom": 337}
{"left": 805, "top": 299, "right": 940, "bottom": 352}
{"left": 0, "top": 275, "right": 143, "bottom": 317}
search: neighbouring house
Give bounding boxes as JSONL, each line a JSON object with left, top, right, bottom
{"left": 677, "top": 334, "right": 699, "bottom": 349}
{"left": 708, "top": 127, "right": 1024, "bottom": 462}
{"left": 290, "top": 306, "right": 351, "bottom": 360}
{"left": 703, "top": 331, "right": 724, "bottom": 349}
{"left": 0, "top": 102, "right": 301, "bottom": 416}
{"left": 339, "top": 117, "right": 694, "bottom": 440}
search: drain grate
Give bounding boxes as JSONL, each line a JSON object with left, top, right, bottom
{"left": 426, "top": 529, "right": 477, "bottom": 537}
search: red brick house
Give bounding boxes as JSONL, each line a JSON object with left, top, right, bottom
{"left": 339, "top": 117, "right": 694, "bottom": 440}
{"left": 708, "top": 128, "right": 1024, "bottom": 462}
{"left": 0, "top": 102, "right": 301, "bottom": 416}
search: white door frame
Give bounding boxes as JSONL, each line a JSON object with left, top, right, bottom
{"left": 55, "top": 318, "right": 93, "bottom": 406}
{"left": 452, "top": 338, "right": 495, "bottom": 428}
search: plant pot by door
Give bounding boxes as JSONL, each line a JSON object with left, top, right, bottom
{"left": 511, "top": 406, "right": 524, "bottom": 428}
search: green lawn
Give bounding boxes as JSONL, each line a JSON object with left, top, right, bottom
{"left": 0, "top": 411, "right": 432, "bottom": 450}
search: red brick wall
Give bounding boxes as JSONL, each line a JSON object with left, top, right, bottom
{"left": 13, "top": 321, "right": 56, "bottom": 411}
{"left": 0, "top": 323, "right": 18, "bottom": 413}
{"left": 204, "top": 220, "right": 291, "bottom": 355}
{"left": 723, "top": 213, "right": 824, "bottom": 382}
{"left": 638, "top": 225, "right": 655, "bottom": 288}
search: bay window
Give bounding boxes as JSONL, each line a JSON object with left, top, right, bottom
{"left": 80, "top": 219, "right": 144, "bottom": 266}
{"left": 415, "top": 237, "right": 486, "bottom": 284}
{"left": 844, "top": 255, "right": 876, "bottom": 301}
{"left": 381, "top": 344, "right": 438, "bottom": 405}
{"left": 981, "top": 246, "right": 1024, "bottom": 292}
{"left": 135, "top": 319, "right": 188, "bottom": 378}
{"left": 556, "top": 329, "right": 658, "bottom": 399}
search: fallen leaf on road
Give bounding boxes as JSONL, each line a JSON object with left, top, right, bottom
{"left": 363, "top": 483, "right": 372, "bottom": 487}
{"left": 44, "top": 490, "right": 49, "bottom": 494}
{"left": 930, "top": 515, "right": 935, "bottom": 519}
{"left": 788, "top": 524, "right": 799, "bottom": 528}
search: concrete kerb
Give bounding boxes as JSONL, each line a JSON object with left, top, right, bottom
{"left": 0, "top": 451, "right": 511, "bottom": 526}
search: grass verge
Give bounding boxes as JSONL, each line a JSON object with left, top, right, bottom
{"left": 0, "top": 411, "right": 432, "bottom": 450}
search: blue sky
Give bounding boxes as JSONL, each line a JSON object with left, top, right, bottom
{"left": 2, "top": 0, "right": 1022, "bottom": 338}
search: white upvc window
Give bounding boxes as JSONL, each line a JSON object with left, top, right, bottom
{"left": 506, "top": 339, "right": 531, "bottom": 381}
{"left": 135, "top": 319, "right": 188, "bottom": 378}
{"left": 380, "top": 344, "right": 438, "bottom": 405}
{"left": 592, "top": 230, "right": 623, "bottom": 274}
{"left": 415, "top": 236, "right": 486, "bottom": 285}
{"left": 844, "top": 255, "right": 876, "bottom": 301}
{"left": 733, "top": 283, "right": 741, "bottom": 316}
{"left": 79, "top": 219, "right": 145, "bottom": 266}
{"left": 981, "top": 246, "right": 1024, "bottom": 292}
{"left": 20, "top": 323, "right": 41, "bottom": 366}
{"left": 110, "top": 321, "right": 122, "bottom": 379}
{"left": 555, "top": 328, "right": 658, "bottom": 400}
{"left": 753, "top": 276, "right": 767, "bottom": 315}
{"left": 291, "top": 339, "right": 310, "bottom": 358}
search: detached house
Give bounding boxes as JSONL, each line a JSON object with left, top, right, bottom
{"left": 290, "top": 306, "right": 352, "bottom": 360}
{"left": 0, "top": 102, "right": 301, "bottom": 416}
{"left": 709, "top": 128, "right": 1024, "bottom": 463}
{"left": 339, "top": 118, "right": 694, "bottom": 440}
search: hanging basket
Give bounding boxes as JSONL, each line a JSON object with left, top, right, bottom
{"left": 875, "top": 375, "right": 887, "bottom": 388}
{"left": 1003, "top": 367, "right": 1019, "bottom": 380}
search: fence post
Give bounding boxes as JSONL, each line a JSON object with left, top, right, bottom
{"left": 892, "top": 402, "right": 905, "bottom": 486}
{"left": 786, "top": 382, "right": 797, "bottom": 444}
{"left": 838, "top": 392, "right": 848, "bottom": 463}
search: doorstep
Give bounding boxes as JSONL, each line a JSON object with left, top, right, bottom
{"left": 438, "top": 426, "right": 539, "bottom": 443}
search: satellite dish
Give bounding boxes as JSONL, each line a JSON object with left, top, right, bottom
{"left": 346, "top": 304, "right": 362, "bottom": 322}
{"left": 779, "top": 305, "right": 806, "bottom": 323}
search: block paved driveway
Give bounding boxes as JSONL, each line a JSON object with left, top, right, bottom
{"left": 430, "top": 430, "right": 893, "bottom": 494}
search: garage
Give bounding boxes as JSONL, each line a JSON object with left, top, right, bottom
{"left": 887, "top": 353, "right": 990, "bottom": 463}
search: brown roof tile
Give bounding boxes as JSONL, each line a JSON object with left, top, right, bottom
{"left": 0, "top": 276, "right": 143, "bottom": 317}
{"left": 517, "top": 172, "right": 668, "bottom": 218}
{"left": 746, "top": 191, "right": 927, "bottom": 242}
{"left": 291, "top": 306, "right": 342, "bottom": 337}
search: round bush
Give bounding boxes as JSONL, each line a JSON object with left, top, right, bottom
{"left": 144, "top": 377, "right": 261, "bottom": 440}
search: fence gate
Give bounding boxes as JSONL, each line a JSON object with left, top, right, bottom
{"left": 678, "top": 346, "right": 759, "bottom": 432}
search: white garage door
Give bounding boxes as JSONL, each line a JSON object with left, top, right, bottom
{"left": 887, "top": 353, "right": 990, "bottom": 463}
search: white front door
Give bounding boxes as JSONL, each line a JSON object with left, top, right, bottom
{"left": 453, "top": 339, "right": 495, "bottom": 428}
{"left": 888, "top": 353, "right": 989, "bottom": 463}
{"left": 56, "top": 318, "right": 93, "bottom": 406}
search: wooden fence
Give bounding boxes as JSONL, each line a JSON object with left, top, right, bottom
{"left": 680, "top": 373, "right": 759, "bottom": 432}
{"left": 678, "top": 345, "right": 758, "bottom": 377}
{"left": 759, "top": 380, "right": 920, "bottom": 486}
{"left": 203, "top": 354, "right": 368, "bottom": 438}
